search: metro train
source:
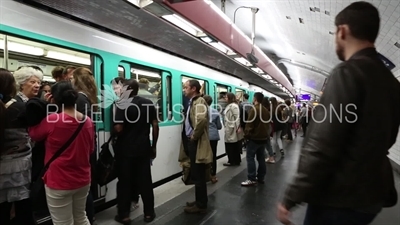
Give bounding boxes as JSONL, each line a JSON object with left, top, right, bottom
{"left": 0, "top": 1, "right": 283, "bottom": 223}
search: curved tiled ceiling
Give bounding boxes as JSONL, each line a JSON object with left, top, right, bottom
{"left": 213, "top": 0, "right": 400, "bottom": 97}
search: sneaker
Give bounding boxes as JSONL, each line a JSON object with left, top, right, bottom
{"left": 241, "top": 180, "right": 257, "bottom": 186}
{"left": 266, "top": 158, "right": 275, "bottom": 164}
{"left": 131, "top": 202, "right": 139, "bottom": 212}
{"left": 280, "top": 149, "right": 285, "bottom": 157}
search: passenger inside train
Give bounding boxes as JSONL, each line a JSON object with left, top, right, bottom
{"left": 0, "top": 0, "right": 399, "bottom": 225}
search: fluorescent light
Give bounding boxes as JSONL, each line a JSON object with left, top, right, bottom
{"left": 131, "top": 69, "right": 161, "bottom": 78}
{"left": 0, "top": 40, "right": 44, "bottom": 56}
{"left": 270, "top": 80, "right": 277, "bottom": 84}
{"left": 209, "top": 42, "right": 235, "bottom": 55}
{"left": 216, "top": 42, "right": 235, "bottom": 55}
{"left": 262, "top": 74, "right": 272, "bottom": 80}
{"left": 126, "top": 0, "right": 153, "bottom": 8}
{"left": 201, "top": 36, "right": 213, "bottom": 43}
{"left": 162, "top": 14, "right": 205, "bottom": 37}
{"left": 251, "top": 67, "right": 264, "bottom": 74}
{"left": 234, "top": 57, "right": 252, "bottom": 66}
{"left": 46, "top": 51, "right": 91, "bottom": 65}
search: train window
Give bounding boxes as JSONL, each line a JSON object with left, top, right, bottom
{"left": 216, "top": 84, "right": 229, "bottom": 98}
{"left": 216, "top": 84, "right": 229, "bottom": 112}
{"left": 0, "top": 35, "right": 91, "bottom": 82}
{"left": 165, "top": 75, "right": 172, "bottom": 120}
{"left": 235, "top": 88, "right": 245, "bottom": 103}
{"left": 128, "top": 65, "right": 168, "bottom": 121}
{"left": 118, "top": 66, "right": 125, "bottom": 78}
{"left": 181, "top": 76, "right": 208, "bottom": 95}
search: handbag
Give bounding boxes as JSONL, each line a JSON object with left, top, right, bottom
{"left": 182, "top": 162, "right": 212, "bottom": 185}
{"left": 30, "top": 117, "right": 86, "bottom": 211}
{"left": 95, "top": 136, "right": 117, "bottom": 186}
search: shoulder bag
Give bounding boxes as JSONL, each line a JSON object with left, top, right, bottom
{"left": 30, "top": 117, "right": 86, "bottom": 211}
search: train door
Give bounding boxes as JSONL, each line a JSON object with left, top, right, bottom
{"left": 0, "top": 33, "right": 93, "bottom": 223}
{"left": 91, "top": 56, "right": 106, "bottom": 203}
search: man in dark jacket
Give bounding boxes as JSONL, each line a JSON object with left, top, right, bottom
{"left": 241, "top": 92, "right": 270, "bottom": 186}
{"left": 278, "top": 2, "right": 400, "bottom": 225}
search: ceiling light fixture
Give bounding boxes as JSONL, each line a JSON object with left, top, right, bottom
{"left": 251, "top": 67, "right": 264, "bottom": 74}
{"left": 325, "top": 10, "right": 330, "bottom": 15}
{"left": 329, "top": 31, "right": 334, "bottom": 35}
{"left": 126, "top": 0, "right": 153, "bottom": 8}
{"left": 299, "top": 18, "right": 304, "bottom": 24}
{"left": 201, "top": 36, "right": 214, "bottom": 43}
{"left": 286, "top": 16, "right": 291, "bottom": 19}
{"left": 46, "top": 51, "right": 91, "bottom": 65}
{"left": 262, "top": 74, "right": 272, "bottom": 80}
{"left": 0, "top": 40, "right": 45, "bottom": 56}
{"left": 209, "top": 41, "right": 235, "bottom": 55}
{"left": 234, "top": 57, "right": 252, "bottom": 66}
{"left": 162, "top": 14, "right": 206, "bottom": 37}
{"left": 395, "top": 42, "right": 400, "bottom": 49}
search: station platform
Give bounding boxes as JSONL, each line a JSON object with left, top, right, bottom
{"left": 95, "top": 137, "right": 400, "bottom": 225}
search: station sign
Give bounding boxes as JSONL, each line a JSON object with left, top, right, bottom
{"left": 296, "top": 94, "right": 311, "bottom": 101}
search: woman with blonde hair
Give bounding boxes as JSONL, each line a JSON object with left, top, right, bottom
{"left": 71, "top": 67, "right": 98, "bottom": 224}
{"left": 71, "top": 67, "right": 98, "bottom": 118}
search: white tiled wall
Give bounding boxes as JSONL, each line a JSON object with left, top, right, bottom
{"left": 389, "top": 130, "right": 400, "bottom": 166}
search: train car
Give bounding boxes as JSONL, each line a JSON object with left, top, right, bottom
{"left": 0, "top": 1, "right": 276, "bottom": 223}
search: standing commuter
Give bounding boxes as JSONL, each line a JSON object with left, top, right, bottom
{"left": 203, "top": 95, "right": 222, "bottom": 183}
{"left": 278, "top": 2, "right": 400, "bottom": 224}
{"left": 241, "top": 92, "right": 270, "bottom": 186}
{"left": 0, "top": 69, "right": 36, "bottom": 225}
{"left": 29, "top": 81, "right": 94, "bottom": 225}
{"left": 182, "top": 79, "right": 213, "bottom": 214}
{"left": 71, "top": 67, "right": 98, "bottom": 224}
{"left": 269, "top": 97, "right": 285, "bottom": 157}
{"left": 223, "top": 93, "right": 243, "bottom": 166}
{"left": 114, "top": 79, "right": 159, "bottom": 224}
{"left": 110, "top": 77, "right": 140, "bottom": 211}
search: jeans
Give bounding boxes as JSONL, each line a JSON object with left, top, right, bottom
{"left": 246, "top": 140, "right": 266, "bottom": 182}
{"left": 265, "top": 138, "right": 274, "bottom": 157}
{"left": 304, "top": 204, "right": 378, "bottom": 225}
{"left": 188, "top": 139, "right": 208, "bottom": 209}
{"left": 273, "top": 130, "right": 283, "bottom": 149}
